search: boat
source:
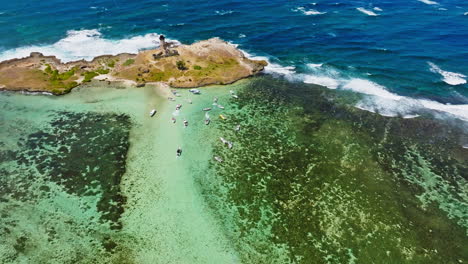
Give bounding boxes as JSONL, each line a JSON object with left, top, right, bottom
{"left": 176, "top": 104, "right": 182, "bottom": 110}
{"left": 176, "top": 147, "right": 182, "bottom": 157}
{"left": 229, "top": 90, "right": 235, "bottom": 95}
{"left": 171, "top": 117, "right": 176, "bottom": 123}
{"left": 219, "top": 114, "right": 226, "bottom": 120}
{"left": 205, "top": 119, "right": 210, "bottom": 125}
{"left": 220, "top": 137, "right": 233, "bottom": 148}
{"left": 213, "top": 97, "right": 218, "bottom": 103}
{"left": 168, "top": 97, "right": 175, "bottom": 101}
{"left": 231, "top": 94, "right": 239, "bottom": 99}
{"left": 189, "top": 89, "right": 201, "bottom": 94}
{"left": 235, "top": 124, "right": 241, "bottom": 131}
{"left": 214, "top": 156, "right": 223, "bottom": 163}
{"left": 217, "top": 104, "right": 225, "bottom": 109}
{"left": 150, "top": 109, "right": 157, "bottom": 117}
{"left": 183, "top": 120, "right": 188, "bottom": 127}
{"left": 203, "top": 107, "right": 212, "bottom": 111}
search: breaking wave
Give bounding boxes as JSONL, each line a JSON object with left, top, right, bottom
{"left": 293, "top": 7, "right": 326, "bottom": 15}
{"left": 417, "top": 0, "right": 439, "bottom": 5}
{"left": 0, "top": 29, "right": 179, "bottom": 63}
{"left": 243, "top": 51, "right": 468, "bottom": 121}
{"left": 356, "top": 7, "right": 379, "bottom": 16}
{"left": 428, "top": 62, "right": 466, "bottom": 85}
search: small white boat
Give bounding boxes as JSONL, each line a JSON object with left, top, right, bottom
{"left": 189, "top": 89, "right": 201, "bottom": 94}
{"left": 229, "top": 90, "right": 235, "bottom": 95}
{"left": 205, "top": 119, "right": 210, "bottom": 125}
{"left": 183, "top": 120, "right": 188, "bottom": 127}
{"left": 171, "top": 117, "right": 176, "bottom": 123}
{"left": 227, "top": 141, "right": 233, "bottom": 149}
{"left": 213, "top": 97, "right": 218, "bottom": 103}
{"left": 231, "top": 94, "right": 239, "bottom": 99}
{"left": 150, "top": 109, "right": 157, "bottom": 117}
{"left": 220, "top": 137, "right": 227, "bottom": 144}
{"left": 235, "top": 124, "right": 241, "bottom": 131}
{"left": 176, "top": 147, "right": 182, "bottom": 157}
{"left": 217, "top": 104, "right": 225, "bottom": 109}
{"left": 214, "top": 156, "right": 223, "bottom": 163}
{"left": 176, "top": 104, "right": 182, "bottom": 110}
{"left": 203, "top": 107, "right": 212, "bottom": 111}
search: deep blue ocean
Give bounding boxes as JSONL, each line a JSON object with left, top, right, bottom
{"left": 0, "top": 0, "right": 467, "bottom": 120}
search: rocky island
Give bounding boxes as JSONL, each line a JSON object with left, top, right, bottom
{"left": 0, "top": 37, "right": 267, "bottom": 95}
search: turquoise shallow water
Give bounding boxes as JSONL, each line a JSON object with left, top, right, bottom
{"left": 1, "top": 1, "right": 468, "bottom": 262}
{"left": 1, "top": 78, "right": 466, "bottom": 263}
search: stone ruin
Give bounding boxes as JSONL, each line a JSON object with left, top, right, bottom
{"left": 153, "top": 35, "right": 179, "bottom": 59}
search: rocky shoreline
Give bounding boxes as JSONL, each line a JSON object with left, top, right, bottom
{"left": 0, "top": 38, "right": 267, "bottom": 95}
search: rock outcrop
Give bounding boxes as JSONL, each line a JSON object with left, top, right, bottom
{"left": 0, "top": 38, "right": 267, "bottom": 95}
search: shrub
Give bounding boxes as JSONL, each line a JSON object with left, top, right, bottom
{"left": 176, "top": 60, "right": 187, "bottom": 70}
{"left": 83, "top": 71, "right": 99, "bottom": 82}
{"left": 123, "top": 59, "right": 135, "bottom": 66}
{"left": 96, "top": 68, "right": 110, "bottom": 74}
{"left": 193, "top": 65, "right": 202, "bottom": 70}
{"left": 107, "top": 60, "right": 115, "bottom": 68}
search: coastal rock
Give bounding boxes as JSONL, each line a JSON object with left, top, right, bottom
{"left": 0, "top": 38, "right": 267, "bottom": 94}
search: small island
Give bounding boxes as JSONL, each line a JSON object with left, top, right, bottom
{"left": 0, "top": 37, "right": 267, "bottom": 95}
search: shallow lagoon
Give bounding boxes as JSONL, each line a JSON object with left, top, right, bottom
{"left": 0, "top": 77, "right": 467, "bottom": 263}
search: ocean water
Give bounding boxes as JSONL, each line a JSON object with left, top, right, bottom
{"left": 0, "top": 0, "right": 468, "bottom": 263}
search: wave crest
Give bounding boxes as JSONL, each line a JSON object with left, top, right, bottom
{"left": 356, "top": 7, "right": 379, "bottom": 16}
{"left": 428, "top": 62, "right": 466, "bottom": 85}
{"left": 0, "top": 29, "right": 178, "bottom": 63}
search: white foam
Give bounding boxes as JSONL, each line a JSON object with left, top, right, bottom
{"left": 342, "top": 79, "right": 401, "bottom": 100}
{"left": 243, "top": 51, "right": 468, "bottom": 121}
{"left": 303, "top": 75, "right": 339, "bottom": 89}
{"left": 342, "top": 78, "right": 468, "bottom": 121}
{"left": 417, "top": 0, "right": 438, "bottom": 5}
{"left": 356, "top": 7, "right": 379, "bottom": 16}
{"left": 464, "top": 12, "right": 468, "bottom": 16}
{"left": 239, "top": 34, "right": 246, "bottom": 38}
{"left": 241, "top": 50, "right": 296, "bottom": 77}
{"left": 307, "top": 63, "right": 323, "bottom": 68}
{"left": 373, "top": 7, "right": 383, "bottom": 11}
{"left": 428, "top": 62, "right": 466, "bottom": 85}
{"left": 0, "top": 29, "right": 178, "bottom": 63}
{"left": 293, "top": 7, "right": 326, "bottom": 15}
{"left": 215, "top": 10, "right": 234, "bottom": 15}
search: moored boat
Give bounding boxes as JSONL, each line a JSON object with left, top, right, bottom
{"left": 150, "top": 109, "right": 157, "bottom": 117}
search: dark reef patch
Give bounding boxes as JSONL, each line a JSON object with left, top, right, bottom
{"left": 2, "top": 111, "right": 131, "bottom": 229}
{"left": 196, "top": 76, "right": 468, "bottom": 263}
